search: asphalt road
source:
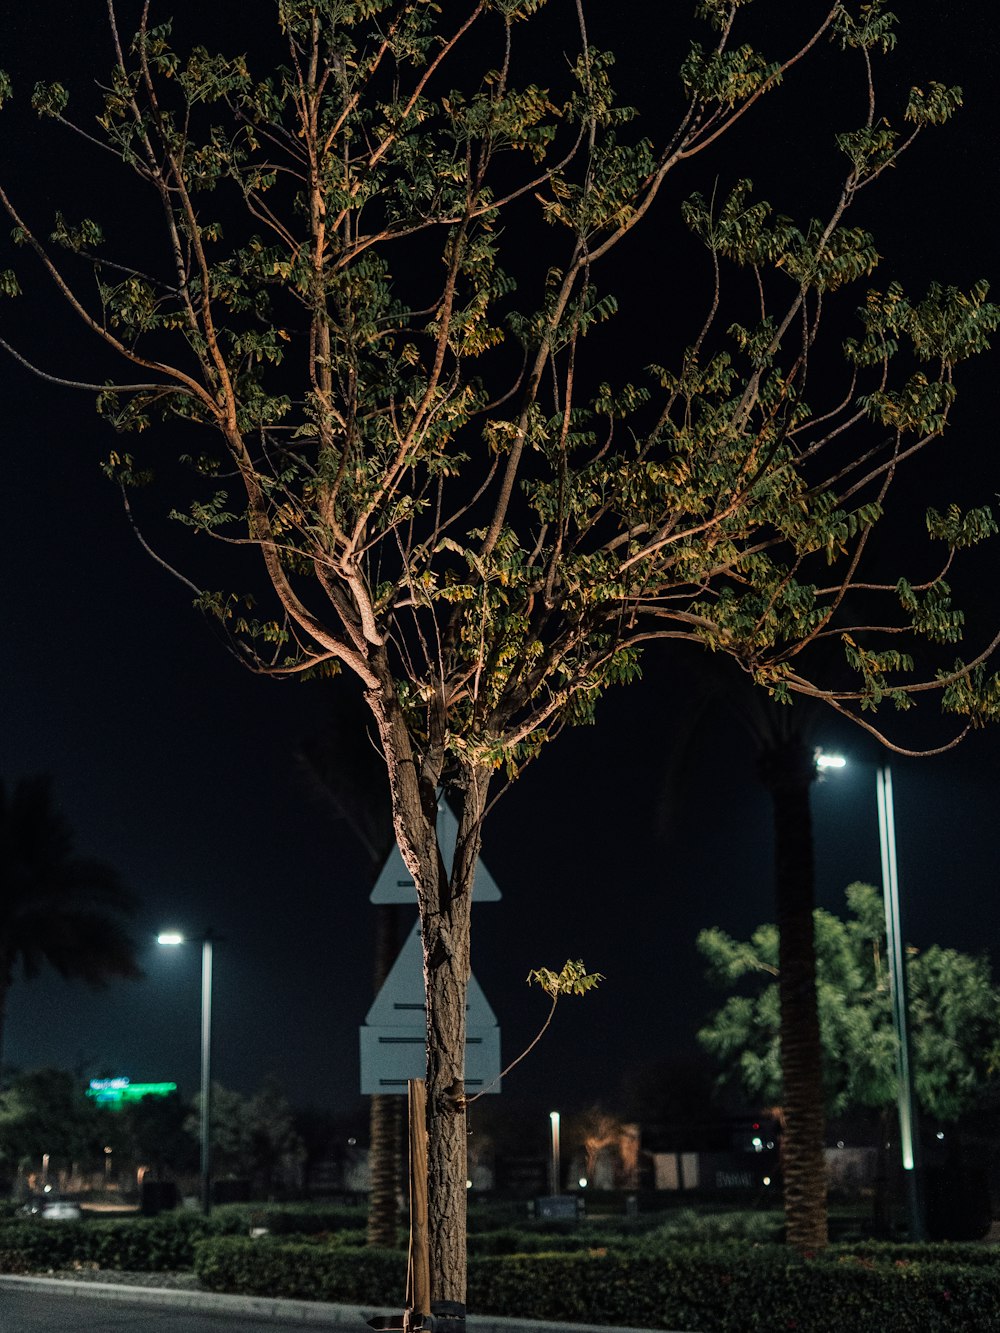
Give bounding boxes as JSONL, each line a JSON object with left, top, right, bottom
{"left": 1, "top": 1288, "right": 351, "bottom": 1331}
{"left": 0, "top": 1282, "right": 680, "bottom": 1333}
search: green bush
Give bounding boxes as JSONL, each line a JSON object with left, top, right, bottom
{"left": 192, "top": 1238, "right": 1000, "bottom": 1331}
{"left": 195, "top": 1236, "right": 405, "bottom": 1304}
{"left": 468, "top": 1227, "right": 634, "bottom": 1256}
{"left": 0, "top": 1211, "right": 245, "bottom": 1273}
{"left": 636, "top": 1209, "right": 786, "bottom": 1246}
{"left": 217, "top": 1203, "right": 370, "bottom": 1236}
{"left": 0, "top": 1202, "right": 375, "bottom": 1275}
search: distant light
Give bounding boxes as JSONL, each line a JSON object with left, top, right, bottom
{"left": 347, "top": 1137, "right": 357, "bottom": 1147}
{"left": 157, "top": 932, "right": 184, "bottom": 946}
{"left": 816, "top": 753, "right": 846, "bottom": 769}
{"left": 936, "top": 1131, "right": 945, "bottom": 1140}
{"left": 578, "top": 1177, "right": 588, "bottom": 1189}
{"left": 752, "top": 1136, "right": 763, "bottom": 1152}
{"left": 43, "top": 1184, "right": 52, "bottom": 1193}
{"left": 466, "top": 1179, "right": 473, "bottom": 1190}
{"left": 837, "top": 1141, "right": 845, "bottom": 1149}
{"left": 549, "top": 1111, "right": 560, "bottom": 1127}
{"left": 766, "top": 1141, "right": 774, "bottom": 1150}
{"left": 763, "top": 1176, "right": 771, "bottom": 1187}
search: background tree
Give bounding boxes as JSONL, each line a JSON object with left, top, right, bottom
{"left": 3, "top": 0, "right": 1000, "bottom": 1293}
{"left": 698, "top": 882, "right": 1000, "bottom": 1123}
{"left": 0, "top": 776, "right": 143, "bottom": 1077}
{"left": 122, "top": 1088, "right": 196, "bottom": 1181}
{"left": 0, "top": 1067, "right": 98, "bottom": 1184}
{"left": 298, "top": 682, "right": 401, "bottom": 1246}
{"left": 187, "top": 1077, "right": 304, "bottom": 1192}
{"left": 658, "top": 654, "right": 835, "bottom": 1247}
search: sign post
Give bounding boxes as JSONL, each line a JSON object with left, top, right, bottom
{"left": 406, "top": 1079, "right": 431, "bottom": 1324}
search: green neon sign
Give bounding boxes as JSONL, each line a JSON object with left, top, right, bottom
{"left": 86, "top": 1078, "right": 178, "bottom": 1106}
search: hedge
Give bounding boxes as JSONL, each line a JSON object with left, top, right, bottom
{"left": 195, "top": 1237, "right": 406, "bottom": 1304}
{"left": 0, "top": 1202, "right": 374, "bottom": 1274}
{"left": 191, "top": 1238, "right": 1000, "bottom": 1331}
{"left": 0, "top": 1211, "right": 245, "bottom": 1272}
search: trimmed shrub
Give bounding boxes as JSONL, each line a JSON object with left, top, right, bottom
{"left": 192, "top": 1239, "right": 1000, "bottom": 1332}
{"left": 468, "top": 1228, "right": 629, "bottom": 1256}
{"left": 224, "top": 1204, "right": 370, "bottom": 1236}
{"left": 0, "top": 1203, "right": 376, "bottom": 1275}
{"left": 0, "top": 1210, "right": 245, "bottom": 1273}
{"left": 195, "top": 1237, "right": 405, "bottom": 1304}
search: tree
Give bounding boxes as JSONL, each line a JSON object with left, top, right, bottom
{"left": 298, "top": 683, "right": 402, "bottom": 1246}
{"left": 659, "top": 656, "right": 835, "bottom": 1247}
{"left": 0, "top": 776, "right": 143, "bottom": 1075}
{"left": 698, "top": 882, "right": 1000, "bottom": 1123}
{"left": 187, "top": 1077, "right": 304, "bottom": 1191}
{"left": 757, "top": 730, "right": 827, "bottom": 1248}
{"left": 3, "top": 0, "right": 1000, "bottom": 1295}
{"left": 0, "top": 1067, "right": 98, "bottom": 1182}
{"left": 122, "top": 1088, "right": 197, "bottom": 1180}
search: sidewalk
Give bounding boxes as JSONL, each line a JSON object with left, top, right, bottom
{"left": 0, "top": 1275, "right": 686, "bottom": 1333}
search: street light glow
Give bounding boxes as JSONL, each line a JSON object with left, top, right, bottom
{"left": 816, "top": 753, "right": 846, "bottom": 769}
{"left": 153, "top": 927, "right": 216, "bottom": 1215}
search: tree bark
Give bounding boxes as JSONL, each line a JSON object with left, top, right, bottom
{"left": 365, "top": 673, "right": 489, "bottom": 1305}
{"left": 420, "top": 769, "right": 488, "bottom": 1306}
{"left": 0, "top": 979, "right": 7, "bottom": 1085}
{"left": 760, "top": 739, "right": 828, "bottom": 1253}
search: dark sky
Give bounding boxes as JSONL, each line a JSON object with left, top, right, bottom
{"left": 2, "top": 2, "right": 999, "bottom": 1137}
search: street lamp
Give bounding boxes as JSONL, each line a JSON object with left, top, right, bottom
{"left": 549, "top": 1110, "right": 561, "bottom": 1197}
{"left": 874, "top": 765, "right": 924, "bottom": 1239}
{"left": 817, "top": 753, "right": 924, "bottom": 1239}
{"left": 157, "top": 929, "right": 216, "bottom": 1215}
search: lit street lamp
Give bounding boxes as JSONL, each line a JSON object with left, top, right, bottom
{"left": 817, "top": 752, "right": 924, "bottom": 1239}
{"left": 549, "top": 1110, "right": 561, "bottom": 1197}
{"left": 157, "top": 929, "right": 216, "bottom": 1215}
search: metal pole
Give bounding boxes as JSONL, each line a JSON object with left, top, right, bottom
{"left": 875, "top": 766, "right": 924, "bottom": 1239}
{"left": 549, "top": 1111, "right": 561, "bottom": 1196}
{"left": 200, "top": 933, "right": 214, "bottom": 1216}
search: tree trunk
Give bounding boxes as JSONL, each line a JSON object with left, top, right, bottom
{"left": 760, "top": 739, "right": 828, "bottom": 1252}
{"left": 419, "top": 770, "right": 488, "bottom": 1307}
{"left": 366, "top": 674, "right": 489, "bottom": 1307}
{"left": 368, "top": 904, "right": 401, "bottom": 1248}
{"left": 0, "top": 973, "right": 8, "bottom": 1086}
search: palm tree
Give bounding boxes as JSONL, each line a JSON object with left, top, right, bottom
{"left": 658, "top": 662, "right": 829, "bottom": 1252}
{"left": 0, "top": 775, "right": 143, "bottom": 1076}
{"left": 299, "top": 684, "right": 401, "bottom": 1248}
{"left": 754, "top": 720, "right": 827, "bottom": 1252}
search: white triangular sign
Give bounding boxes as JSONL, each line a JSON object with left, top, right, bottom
{"left": 370, "top": 798, "right": 501, "bottom": 903}
{"left": 365, "top": 920, "right": 498, "bottom": 1028}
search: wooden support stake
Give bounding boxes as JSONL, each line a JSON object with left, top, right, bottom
{"left": 406, "top": 1078, "right": 431, "bottom": 1321}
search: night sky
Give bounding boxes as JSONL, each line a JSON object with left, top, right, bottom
{"left": 2, "top": 2, "right": 999, "bottom": 1139}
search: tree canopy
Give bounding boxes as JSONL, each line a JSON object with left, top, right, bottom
{"left": 698, "top": 881, "right": 1000, "bottom": 1122}
{"left": 0, "top": 776, "right": 142, "bottom": 1074}
{"left": 3, "top": 0, "right": 999, "bottom": 1301}
{"left": 1, "top": 2, "right": 997, "bottom": 773}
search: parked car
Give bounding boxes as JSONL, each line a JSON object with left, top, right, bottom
{"left": 40, "top": 1200, "right": 82, "bottom": 1221}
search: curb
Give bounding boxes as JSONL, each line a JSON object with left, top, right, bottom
{"left": 0, "top": 1274, "right": 376, "bottom": 1326}
{"left": 0, "top": 1275, "right": 686, "bottom": 1332}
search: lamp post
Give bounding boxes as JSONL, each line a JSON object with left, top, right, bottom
{"left": 549, "top": 1110, "right": 561, "bottom": 1196}
{"left": 874, "top": 766, "right": 924, "bottom": 1240}
{"left": 817, "top": 753, "right": 924, "bottom": 1239}
{"left": 157, "top": 929, "right": 216, "bottom": 1215}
